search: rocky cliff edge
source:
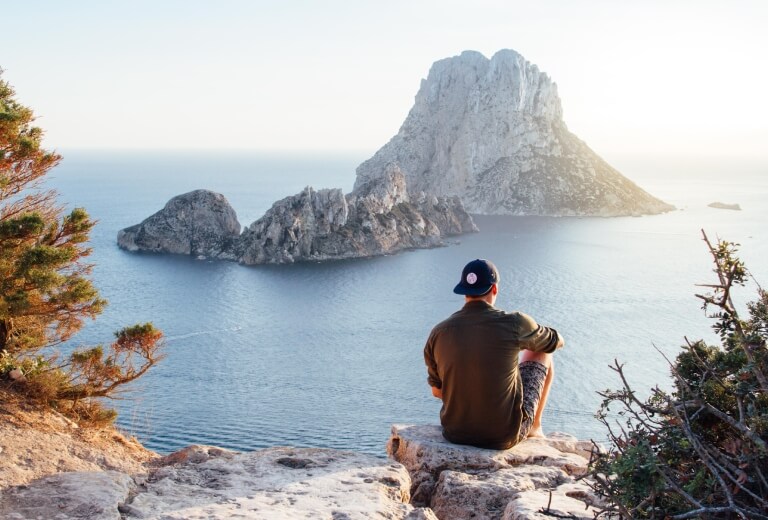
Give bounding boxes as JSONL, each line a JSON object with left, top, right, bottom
{"left": 0, "top": 401, "right": 601, "bottom": 520}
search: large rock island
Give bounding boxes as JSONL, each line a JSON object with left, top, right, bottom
{"left": 356, "top": 49, "right": 672, "bottom": 216}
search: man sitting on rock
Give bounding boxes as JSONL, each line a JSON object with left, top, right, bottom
{"left": 424, "top": 259, "right": 564, "bottom": 449}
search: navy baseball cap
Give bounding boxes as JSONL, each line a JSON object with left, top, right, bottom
{"left": 453, "top": 259, "right": 500, "bottom": 296}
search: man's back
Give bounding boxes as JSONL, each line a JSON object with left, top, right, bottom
{"left": 424, "top": 300, "right": 561, "bottom": 449}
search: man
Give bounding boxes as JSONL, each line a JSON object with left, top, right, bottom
{"left": 424, "top": 259, "right": 564, "bottom": 449}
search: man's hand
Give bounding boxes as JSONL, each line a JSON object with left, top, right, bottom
{"left": 431, "top": 386, "right": 443, "bottom": 400}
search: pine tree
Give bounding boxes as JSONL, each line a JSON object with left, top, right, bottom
{"left": 0, "top": 72, "right": 163, "bottom": 423}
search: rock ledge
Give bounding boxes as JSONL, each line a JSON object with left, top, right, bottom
{"left": 0, "top": 413, "right": 602, "bottom": 519}
{"left": 388, "top": 424, "right": 600, "bottom": 519}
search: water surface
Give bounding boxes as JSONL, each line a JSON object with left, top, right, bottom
{"left": 47, "top": 151, "right": 768, "bottom": 455}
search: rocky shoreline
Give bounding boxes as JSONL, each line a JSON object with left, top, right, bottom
{"left": 0, "top": 396, "right": 600, "bottom": 519}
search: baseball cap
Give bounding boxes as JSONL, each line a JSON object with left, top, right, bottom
{"left": 453, "top": 259, "right": 500, "bottom": 296}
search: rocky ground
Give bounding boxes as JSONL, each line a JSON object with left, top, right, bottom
{"left": 0, "top": 393, "right": 600, "bottom": 519}
{"left": 0, "top": 389, "right": 156, "bottom": 490}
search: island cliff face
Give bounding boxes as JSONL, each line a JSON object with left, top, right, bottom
{"left": 355, "top": 49, "right": 673, "bottom": 216}
{"left": 236, "top": 164, "right": 476, "bottom": 264}
{"left": 116, "top": 190, "right": 241, "bottom": 259}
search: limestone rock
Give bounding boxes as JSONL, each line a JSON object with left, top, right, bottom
{"left": 235, "top": 164, "right": 476, "bottom": 264}
{"left": 0, "top": 471, "right": 133, "bottom": 520}
{"left": 430, "top": 467, "right": 566, "bottom": 519}
{"left": 355, "top": 49, "right": 673, "bottom": 216}
{"left": 504, "top": 484, "right": 600, "bottom": 520}
{"left": 124, "top": 446, "right": 423, "bottom": 519}
{"left": 388, "top": 424, "right": 599, "bottom": 519}
{"left": 117, "top": 189, "right": 241, "bottom": 259}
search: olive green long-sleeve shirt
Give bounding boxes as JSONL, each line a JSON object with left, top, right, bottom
{"left": 424, "top": 300, "right": 563, "bottom": 449}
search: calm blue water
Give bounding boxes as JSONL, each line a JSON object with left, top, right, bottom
{"left": 45, "top": 151, "right": 768, "bottom": 455}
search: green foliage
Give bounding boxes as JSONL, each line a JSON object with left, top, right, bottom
{"left": 0, "top": 71, "right": 164, "bottom": 425}
{"left": 589, "top": 232, "right": 768, "bottom": 519}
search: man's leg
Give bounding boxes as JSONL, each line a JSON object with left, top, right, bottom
{"left": 519, "top": 350, "right": 554, "bottom": 438}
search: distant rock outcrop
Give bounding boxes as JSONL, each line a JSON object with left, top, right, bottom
{"left": 237, "top": 164, "right": 476, "bottom": 264}
{"left": 117, "top": 167, "right": 477, "bottom": 265}
{"left": 355, "top": 49, "right": 673, "bottom": 216}
{"left": 708, "top": 201, "right": 741, "bottom": 211}
{"left": 117, "top": 190, "right": 240, "bottom": 259}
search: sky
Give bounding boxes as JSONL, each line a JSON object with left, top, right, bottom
{"left": 2, "top": 0, "right": 767, "bottom": 158}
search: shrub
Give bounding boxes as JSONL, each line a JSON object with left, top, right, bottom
{"left": 589, "top": 230, "right": 768, "bottom": 519}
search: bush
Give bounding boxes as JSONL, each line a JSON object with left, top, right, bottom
{"left": 589, "top": 231, "right": 768, "bottom": 519}
{"left": 0, "top": 71, "right": 164, "bottom": 424}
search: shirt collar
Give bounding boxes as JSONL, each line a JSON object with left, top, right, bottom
{"left": 462, "top": 300, "right": 495, "bottom": 311}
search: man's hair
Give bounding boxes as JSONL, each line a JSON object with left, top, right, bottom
{"left": 465, "top": 285, "right": 493, "bottom": 300}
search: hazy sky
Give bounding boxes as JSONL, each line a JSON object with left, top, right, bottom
{"left": 2, "top": 1, "right": 766, "bottom": 158}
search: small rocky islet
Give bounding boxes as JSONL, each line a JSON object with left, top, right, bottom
{"left": 118, "top": 49, "right": 673, "bottom": 265}
{"left": 708, "top": 201, "right": 741, "bottom": 211}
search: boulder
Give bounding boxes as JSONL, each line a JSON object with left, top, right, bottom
{"left": 0, "top": 402, "right": 606, "bottom": 520}
{"left": 388, "top": 424, "right": 600, "bottom": 519}
{"left": 0, "top": 471, "right": 133, "bottom": 520}
{"left": 117, "top": 189, "right": 241, "bottom": 259}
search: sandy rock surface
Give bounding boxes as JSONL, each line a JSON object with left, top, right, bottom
{"left": 388, "top": 424, "right": 600, "bottom": 519}
{"left": 124, "top": 446, "right": 422, "bottom": 519}
{"left": 0, "top": 391, "right": 156, "bottom": 489}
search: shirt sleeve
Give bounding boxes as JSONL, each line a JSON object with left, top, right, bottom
{"left": 516, "top": 312, "right": 564, "bottom": 353}
{"left": 423, "top": 330, "right": 442, "bottom": 389}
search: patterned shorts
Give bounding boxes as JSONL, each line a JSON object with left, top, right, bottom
{"left": 517, "top": 360, "right": 548, "bottom": 442}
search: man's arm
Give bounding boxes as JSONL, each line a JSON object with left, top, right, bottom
{"left": 517, "top": 313, "right": 563, "bottom": 353}
{"left": 424, "top": 331, "right": 443, "bottom": 399}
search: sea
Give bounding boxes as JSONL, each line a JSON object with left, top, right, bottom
{"left": 43, "top": 150, "right": 767, "bottom": 456}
